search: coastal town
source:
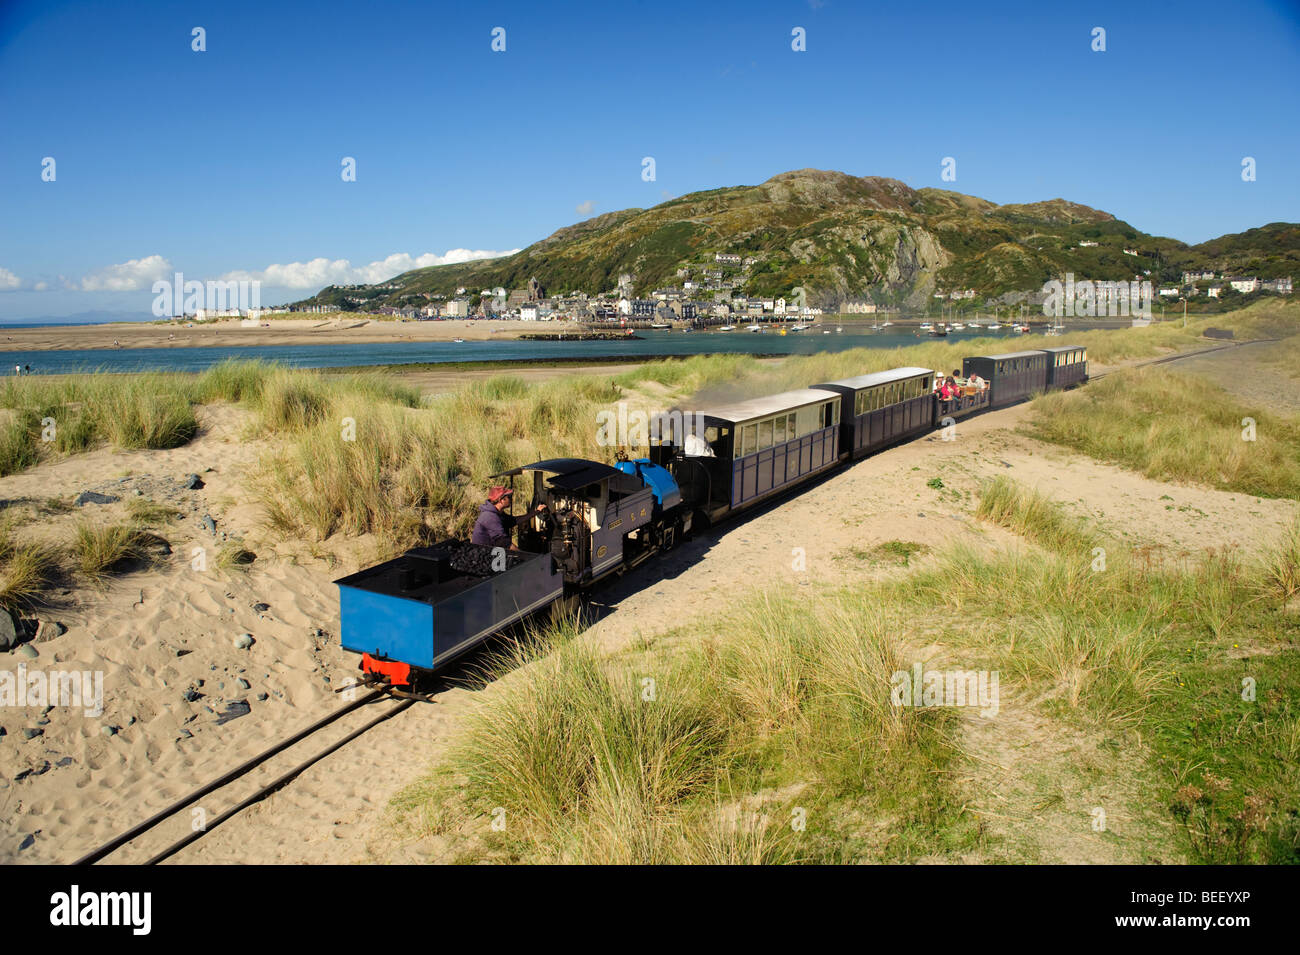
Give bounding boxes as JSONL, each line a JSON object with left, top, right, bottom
{"left": 188, "top": 248, "right": 1293, "bottom": 329}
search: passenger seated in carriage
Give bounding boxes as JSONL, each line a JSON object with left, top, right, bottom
{"left": 683, "top": 431, "right": 716, "bottom": 457}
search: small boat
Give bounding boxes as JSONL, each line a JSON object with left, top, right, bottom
{"left": 950, "top": 323, "right": 965, "bottom": 331}
{"left": 719, "top": 324, "right": 736, "bottom": 331}
{"left": 879, "top": 321, "right": 891, "bottom": 328}
{"left": 746, "top": 324, "right": 762, "bottom": 332}
{"left": 790, "top": 323, "right": 810, "bottom": 331}
{"left": 919, "top": 322, "right": 934, "bottom": 330}
{"left": 650, "top": 322, "right": 671, "bottom": 329}
{"left": 452, "top": 337, "right": 465, "bottom": 343}
{"left": 681, "top": 326, "right": 693, "bottom": 333}
{"left": 822, "top": 330, "right": 831, "bottom": 334}
{"left": 986, "top": 322, "right": 1000, "bottom": 330}
{"left": 928, "top": 328, "right": 948, "bottom": 337}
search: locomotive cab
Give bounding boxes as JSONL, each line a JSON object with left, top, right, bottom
{"left": 498, "top": 458, "right": 667, "bottom": 585}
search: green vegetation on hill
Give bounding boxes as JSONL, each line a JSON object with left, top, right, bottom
{"left": 295, "top": 169, "right": 1300, "bottom": 311}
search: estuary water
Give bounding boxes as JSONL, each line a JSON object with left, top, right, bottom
{"left": 0, "top": 327, "right": 1027, "bottom": 376}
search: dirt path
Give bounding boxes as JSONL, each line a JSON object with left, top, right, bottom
{"left": 1156, "top": 339, "right": 1300, "bottom": 412}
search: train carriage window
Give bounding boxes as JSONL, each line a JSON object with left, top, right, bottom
{"left": 773, "top": 414, "right": 787, "bottom": 444}
{"left": 757, "top": 418, "right": 773, "bottom": 450}
{"left": 741, "top": 423, "right": 757, "bottom": 456}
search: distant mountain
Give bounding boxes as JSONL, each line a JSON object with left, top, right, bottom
{"left": 295, "top": 170, "right": 1299, "bottom": 310}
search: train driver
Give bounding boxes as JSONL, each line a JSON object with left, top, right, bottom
{"left": 471, "top": 486, "right": 547, "bottom": 551}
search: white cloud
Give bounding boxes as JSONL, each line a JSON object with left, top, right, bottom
{"left": 219, "top": 248, "right": 519, "bottom": 290}
{"left": 0, "top": 267, "right": 22, "bottom": 291}
{"left": 80, "top": 255, "right": 173, "bottom": 292}
{"left": 576, "top": 200, "right": 596, "bottom": 216}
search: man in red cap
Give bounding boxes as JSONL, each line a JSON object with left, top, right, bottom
{"left": 471, "top": 485, "right": 547, "bottom": 550}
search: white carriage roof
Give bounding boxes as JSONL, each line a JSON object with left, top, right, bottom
{"left": 693, "top": 387, "right": 841, "bottom": 423}
{"left": 1039, "top": 344, "right": 1087, "bottom": 352}
{"left": 813, "top": 366, "right": 935, "bottom": 391}
{"left": 974, "top": 350, "right": 1051, "bottom": 360}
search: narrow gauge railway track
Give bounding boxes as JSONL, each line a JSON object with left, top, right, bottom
{"left": 1089, "top": 338, "right": 1276, "bottom": 382}
{"left": 69, "top": 336, "right": 1274, "bottom": 866}
{"left": 73, "top": 684, "right": 416, "bottom": 865}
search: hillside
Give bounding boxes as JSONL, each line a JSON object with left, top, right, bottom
{"left": 296, "top": 170, "right": 1299, "bottom": 310}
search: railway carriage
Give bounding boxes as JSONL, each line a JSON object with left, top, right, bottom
{"left": 336, "top": 344, "right": 1093, "bottom": 685}
{"left": 962, "top": 350, "right": 1049, "bottom": 407}
{"left": 649, "top": 388, "right": 842, "bottom": 525}
{"left": 812, "top": 367, "right": 935, "bottom": 459}
{"left": 1041, "top": 345, "right": 1088, "bottom": 389}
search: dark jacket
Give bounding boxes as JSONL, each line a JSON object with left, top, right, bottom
{"left": 471, "top": 501, "right": 529, "bottom": 549}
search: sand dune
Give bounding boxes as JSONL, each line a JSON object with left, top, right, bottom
{"left": 3, "top": 382, "right": 1293, "bottom": 864}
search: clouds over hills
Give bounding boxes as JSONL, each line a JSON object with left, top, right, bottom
{"left": 217, "top": 249, "right": 519, "bottom": 289}
{"left": 3, "top": 249, "right": 519, "bottom": 297}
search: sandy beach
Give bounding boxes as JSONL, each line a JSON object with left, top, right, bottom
{"left": 0, "top": 317, "right": 555, "bottom": 352}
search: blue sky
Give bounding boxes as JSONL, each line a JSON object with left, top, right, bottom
{"left": 1, "top": 0, "right": 1298, "bottom": 321}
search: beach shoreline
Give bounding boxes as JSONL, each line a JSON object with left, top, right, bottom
{"left": 0, "top": 317, "right": 551, "bottom": 352}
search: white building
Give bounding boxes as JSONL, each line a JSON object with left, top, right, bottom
{"left": 445, "top": 299, "right": 470, "bottom": 317}
{"left": 1229, "top": 277, "right": 1260, "bottom": 294}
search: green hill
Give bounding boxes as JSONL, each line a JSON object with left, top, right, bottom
{"left": 296, "top": 170, "right": 1299, "bottom": 311}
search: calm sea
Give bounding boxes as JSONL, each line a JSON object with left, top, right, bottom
{"left": 0, "top": 327, "right": 1025, "bottom": 376}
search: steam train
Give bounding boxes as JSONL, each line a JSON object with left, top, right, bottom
{"left": 335, "top": 345, "right": 1087, "bottom": 686}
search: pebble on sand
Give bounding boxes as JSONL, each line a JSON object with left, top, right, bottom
{"left": 0, "top": 611, "right": 16, "bottom": 652}
{"left": 233, "top": 633, "right": 255, "bottom": 650}
{"left": 74, "top": 490, "right": 120, "bottom": 506}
